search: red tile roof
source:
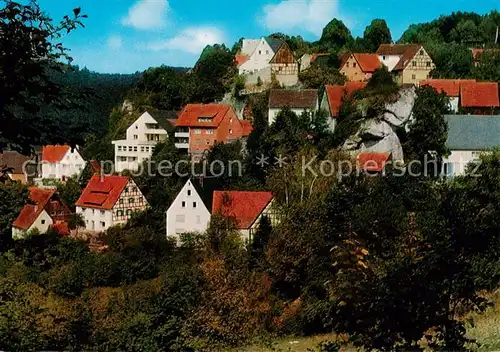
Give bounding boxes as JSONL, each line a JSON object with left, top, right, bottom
{"left": 472, "top": 48, "right": 500, "bottom": 60}
{"left": 353, "top": 53, "right": 381, "bottom": 73}
{"left": 12, "top": 187, "right": 56, "bottom": 230}
{"left": 420, "top": 79, "right": 476, "bottom": 97}
{"left": 41, "top": 145, "right": 71, "bottom": 163}
{"left": 460, "top": 82, "right": 500, "bottom": 108}
{"left": 325, "top": 82, "right": 367, "bottom": 117}
{"left": 358, "top": 152, "right": 391, "bottom": 172}
{"left": 310, "top": 53, "right": 330, "bottom": 63}
{"left": 51, "top": 222, "right": 70, "bottom": 235}
{"left": 89, "top": 160, "right": 102, "bottom": 174}
{"left": 235, "top": 55, "right": 249, "bottom": 66}
{"left": 75, "top": 175, "right": 130, "bottom": 210}
{"left": 212, "top": 191, "right": 273, "bottom": 229}
{"left": 241, "top": 120, "right": 253, "bottom": 136}
{"left": 176, "top": 104, "right": 232, "bottom": 128}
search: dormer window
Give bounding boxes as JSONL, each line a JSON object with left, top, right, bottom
{"left": 198, "top": 117, "right": 213, "bottom": 123}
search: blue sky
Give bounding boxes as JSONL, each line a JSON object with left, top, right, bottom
{"left": 38, "top": 0, "right": 499, "bottom": 74}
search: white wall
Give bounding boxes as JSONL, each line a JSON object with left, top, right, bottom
{"left": 319, "top": 91, "right": 337, "bottom": 132}
{"left": 112, "top": 112, "right": 169, "bottom": 172}
{"left": 166, "top": 180, "right": 211, "bottom": 242}
{"left": 12, "top": 210, "right": 53, "bottom": 240}
{"left": 449, "top": 97, "right": 459, "bottom": 113}
{"left": 77, "top": 206, "right": 113, "bottom": 232}
{"left": 378, "top": 54, "right": 401, "bottom": 72}
{"left": 443, "top": 150, "right": 483, "bottom": 176}
{"left": 41, "top": 148, "right": 85, "bottom": 181}
{"left": 239, "top": 38, "right": 275, "bottom": 74}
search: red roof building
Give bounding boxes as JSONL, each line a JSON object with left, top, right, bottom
{"left": 235, "top": 55, "right": 249, "bottom": 66}
{"left": 75, "top": 175, "right": 148, "bottom": 232}
{"left": 40, "top": 145, "right": 85, "bottom": 181}
{"left": 12, "top": 187, "right": 71, "bottom": 239}
{"left": 340, "top": 53, "right": 381, "bottom": 82}
{"left": 41, "top": 145, "right": 71, "bottom": 163}
{"left": 322, "top": 82, "right": 367, "bottom": 118}
{"left": 212, "top": 190, "right": 276, "bottom": 241}
{"left": 460, "top": 82, "right": 499, "bottom": 114}
{"left": 358, "top": 152, "right": 391, "bottom": 172}
{"left": 174, "top": 104, "right": 253, "bottom": 158}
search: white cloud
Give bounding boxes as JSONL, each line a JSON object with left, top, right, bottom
{"left": 148, "top": 27, "right": 225, "bottom": 54}
{"left": 107, "top": 35, "right": 123, "bottom": 50}
{"left": 260, "top": 0, "right": 341, "bottom": 36}
{"left": 121, "top": 0, "right": 169, "bottom": 30}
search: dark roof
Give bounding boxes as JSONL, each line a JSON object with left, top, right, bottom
{"left": 265, "top": 37, "right": 284, "bottom": 53}
{"left": 445, "top": 115, "right": 500, "bottom": 150}
{"left": 150, "top": 110, "right": 179, "bottom": 133}
{"left": 393, "top": 45, "right": 422, "bottom": 71}
{"left": 376, "top": 44, "right": 419, "bottom": 55}
{"left": 269, "top": 89, "right": 318, "bottom": 109}
{"left": 0, "top": 151, "right": 35, "bottom": 174}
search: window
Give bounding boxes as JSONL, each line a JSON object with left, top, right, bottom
{"left": 198, "top": 117, "right": 213, "bottom": 123}
{"left": 145, "top": 147, "right": 150, "bottom": 152}
{"left": 182, "top": 201, "right": 186, "bottom": 208}
{"left": 187, "top": 189, "right": 191, "bottom": 196}
{"left": 193, "top": 202, "right": 197, "bottom": 208}
{"left": 92, "top": 209, "right": 95, "bottom": 215}
{"left": 353, "top": 62, "right": 357, "bottom": 68}
{"left": 194, "top": 129, "right": 202, "bottom": 134}
{"left": 140, "top": 146, "right": 144, "bottom": 152}
{"left": 129, "top": 198, "right": 135, "bottom": 204}
{"left": 125, "top": 187, "right": 129, "bottom": 193}
{"left": 419, "top": 49, "right": 424, "bottom": 56}
{"left": 346, "top": 62, "right": 349, "bottom": 68}
{"left": 412, "top": 61, "right": 416, "bottom": 67}
{"left": 135, "top": 125, "right": 138, "bottom": 129}
{"left": 116, "top": 210, "right": 123, "bottom": 216}
{"left": 229, "top": 129, "right": 233, "bottom": 135}
{"left": 206, "top": 129, "right": 214, "bottom": 135}
{"left": 133, "top": 146, "right": 138, "bottom": 152}
{"left": 412, "top": 74, "right": 416, "bottom": 80}
{"left": 128, "top": 146, "right": 133, "bottom": 152}
{"left": 132, "top": 187, "right": 137, "bottom": 192}
{"left": 134, "top": 135, "right": 138, "bottom": 140}
{"left": 126, "top": 209, "right": 132, "bottom": 215}
{"left": 100, "top": 210, "right": 105, "bottom": 216}
{"left": 120, "top": 156, "right": 127, "bottom": 162}
{"left": 118, "top": 146, "right": 122, "bottom": 151}
{"left": 229, "top": 117, "right": 233, "bottom": 123}
{"left": 259, "top": 50, "right": 262, "bottom": 54}
{"left": 176, "top": 214, "right": 185, "bottom": 223}
{"left": 100, "top": 221, "right": 106, "bottom": 228}
{"left": 41, "top": 219, "right": 46, "bottom": 225}
{"left": 426, "top": 61, "right": 431, "bottom": 67}
{"left": 382, "top": 55, "right": 386, "bottom": 60}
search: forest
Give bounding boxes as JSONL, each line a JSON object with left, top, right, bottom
{"left": 0, "top": 1, "right": 500, "bottom": 351}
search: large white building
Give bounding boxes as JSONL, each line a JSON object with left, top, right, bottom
{"left": 40, "top": 145, "right": 85, "bottom": 181}
{"left": 443, "top": 115, "right": 500, "bottom": 176}
{"left": 237, "top": 38, "right": 278, "bottom": 75}
{"left": 112, "top": 111, "right": 175, "bottom": 172}
{"left": 75, "top": 175, "right": 148, "bottom": 232}
{"left": 166, "top": 179, "right": 211, "bottom": 242}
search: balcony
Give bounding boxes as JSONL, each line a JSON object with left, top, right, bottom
{"left": 175, "top": 142, "right": 189, "bottom": 149}
{"left": 175, "top": 132, "right": 189, "bottom": 138}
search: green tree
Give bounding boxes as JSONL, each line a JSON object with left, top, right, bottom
{"left": 0, "top": 182, "right": 28, "bottom": 246}
{"left": 319, "top": 19, "right": 353, "bottom": 51}
{"left": 428, "top": 43, "right": 474, "bottom": 78}
{"left": 67, "top": 213, "right": 85, "bottom": 236}
{"left": 473, "top": 51, "right": 500, "bottom": 83}
{"left": 363, "top": 19, "right": 392, "bottom": 52}
{"left": 248, "top": 215, "right": 272, "bottom": 269}
{"left": 56, "top": 176, "right": 82, "bottom": 210}
{"left": 0, "top": 0, "right": 87, "bottom": 153}
{"left": 299, "top": 64, "right": 346, "bottom": 89}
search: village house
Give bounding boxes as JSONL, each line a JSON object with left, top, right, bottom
{"left": 320, "top": 82, "right": 367, "bottom": 131}
{"left": 460, "top": 81, "right": 499, "bottom": 114}
{"left": 298, "top": 53, "right": 330, "bottom": 71}
{"left": 443, "top": 114, "right": 500, "bottom": 177}
{"left": 174, "top": 104, "right": 253, "bottom": 161}
{"left": 268, "top": 89, "right": 318, "bottom": 125}
{"left": 112, "top": 111, "right": 176, "bottom": 172}
{"left": 40, "top": 145, "right": 85, "bottom": 181}
{"left": 166, "top": 179, "right": 211, "bottom": 242}
{"left": 75, "top": 175, "right": 148, "bottom": 232}
{"left": 420, "top": 79, "right": 476, "bottom": 112}
{"left": 212, "top": 190, "right": 277, "bottom": 243}
{"left": 236, "top": 37, "right": 298, "bottom": 87}
{"left": 376, "top": 44, "right": 435, "bottom": 85}
{"left": 340, "top": 53, "right": 381, "bottom": 82}
{"left": 12, "top": 187, "right": 71, "bottom": 239}
{"left": 0, "top": 151, "right": 37, "bottom": 183}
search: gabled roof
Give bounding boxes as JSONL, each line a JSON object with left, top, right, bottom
{"left": 420, "top": 79, "right": 476, "bottom": 97}
{"left": 51, "top": 222, "right": 70, "bottom": 235}
{"left": 41, "top": 145, "right": 71, "bottom": 163}
{"left": 376, "top": 44, "right": 420, "bottom": 56}
{"left": 12, "top": 187, "right": 56, "bottom": 230}
{"left": 341, "top": 53, "right": 381, "bottom": 73}
{"left": 0, "top": 151, "right": 35, "bottom": 174}
{"left": 235, "top": 55, "right": 249, "bottom": 66}
{"left": 268, "top": 89, "right": 318, "bottom": 109}
{"left": 460, "top": 82, "right": 499, "bottom": 108}
{"left": 358, "top": 152, "right": 391, "bottom": 172}
{"left": 149, "top": 110, "right": 179, "bottom": 133}
{"left": 446, "top": 115, "right": 500, "bottom": 150}
{"left": 264, "top": 37, "right": 284, "bottom": 53}
{"left": 392, "top": 45, "right": 422, "bottom": 71}
{"left": 212, "top": 191, "right": 273, "bottom": 229}
{"left": 324, "top": 82, "right": 367, "bottom": 117}
{"left": 75, "top": 175, "right": 130, "bottom": 210}
{"left": 175, "top": 104, "right": 232, "bottom": 128}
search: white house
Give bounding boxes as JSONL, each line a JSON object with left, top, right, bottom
{"left": 443, "top": 115, "right": 500, "bottom": 176}
{"left": 166, "top": 179, "right": 211, "bottom": 242}
{"left": 41, "top": 145, "right": 85, "bottom": 181}
{"left": 237, "top": 38, "right": 277, "bottom": 75}
{"left": 75, "top": 175, "right": 148, "bottom": 232}
{"left": 112, "top": 111, "right": 174, "bottom": 172}
{"left": 268, "top": 89, "right": 319, "bottom": 125}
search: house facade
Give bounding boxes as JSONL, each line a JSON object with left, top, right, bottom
{"left": 166, "top": 179, "right": 211, "bottom": 242}
{"left": 320, "top": 82, "right": 367, "bottom": 131}
{"left": 268, "top": 89, "right": 318, "bottom": 125}
{"left": 174, "top": 104, "right": 253, "bottom": 160}
{"left": 112, "top": 111, "right": 174, "bottom": 172}
{"left": 41, "top": 145, "right": 85, "bottom": 181}
{"left": 340, "top": 53, "right": 381, "bottom": 82}
{"left": 419, "top": 79, "right": 476, "bottom": 113}
{"left": 376, "top": 44, "right": 435, "bottom": 85}
{"left": 269, "top": 42, "right": 299, "bottom": 86}
{"left": 212, "top": 191, "right": 278, "bottom": 243}
{"left": 237, "top": 38, "right": 277, "bottom": 75}
{"left": 75, "top": 175, "right": 148, "bottom": 232}
{"left": 443, "top": 115, "right": 500, "bottom": 177}
{"left": 12, "top": 188, "right": 71, "bottom": 239}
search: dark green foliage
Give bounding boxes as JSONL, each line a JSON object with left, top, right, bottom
{"left": 319, "top": 19, "right": 353, "bottom": 51}
{"left": 0, "top": 182, "right": 27, "bottom": 246}
{"left": 428, "top": 43, "right": 474, "bottom": 78}
{"left": 56, "top": 176, "right": 82, "bottom": 209}
{"left": 473, "top": 51, "right": 500, "bottom": 83}
{"left": 249, "top": 215, "right": 272, "bottom": 269}
{"left": 362, "top": 19, "right": 392, "bottom": 52}
{"left": 299, "top": 65, "right": 346, "bottom": 89}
